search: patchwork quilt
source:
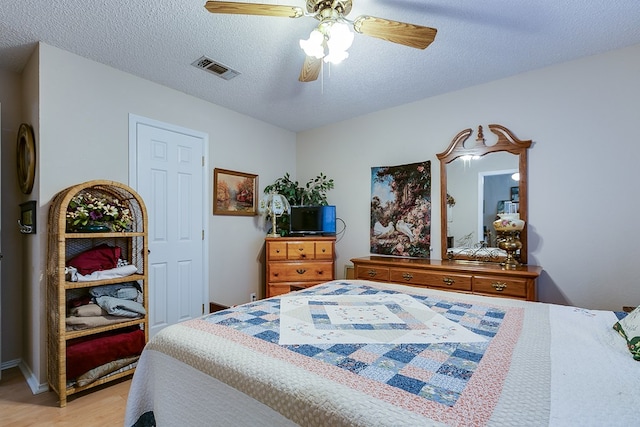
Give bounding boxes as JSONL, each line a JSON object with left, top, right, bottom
{"left": 206, "top": 282, "right": 519, "bottom": 415}
{"left": 125, "top": 280, "right": 638, "bottom": 427}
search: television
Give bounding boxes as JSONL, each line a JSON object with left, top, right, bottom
{"left": 289, "top": 205, "right": 336, "bottom": 236}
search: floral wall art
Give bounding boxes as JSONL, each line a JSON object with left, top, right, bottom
{"left": 370, "top": 161, "right": 431, "bottom": 257}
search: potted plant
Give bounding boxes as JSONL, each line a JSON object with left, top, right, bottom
{"left": 263, "top": 172, "right": 334, "bottom": 206}
{"left": 262, "top": 172, "right": 334, "bottom": 235}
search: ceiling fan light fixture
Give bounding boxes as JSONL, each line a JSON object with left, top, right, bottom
{"left": 324, "top": 22, "right": 353, "bottom": 64}
{"left": 327, "top": 21, "right": 354, "bottom": 51}
{"left": 324, "top": 49, "right": 348, "bottom": 64}
{"left": 203, "top": 0, "right": 437, "bottom": 83}
{"left": 300, "top": 29, "right": 325, "bottom": 59}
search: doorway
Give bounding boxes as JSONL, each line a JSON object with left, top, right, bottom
{"left": 478, "top": 169, "right": 517, "bottom": 247}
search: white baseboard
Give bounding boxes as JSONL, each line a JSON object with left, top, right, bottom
{"left": 0, "top": 358, "right": 21, "bottom": 370}
{"left": 1, "top": 358, "right": 49, "bottom": 394}
{"left": 19, "top": 360, "right": 50, "bottom": 394}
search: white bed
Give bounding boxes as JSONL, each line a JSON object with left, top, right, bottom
{"left": 125, "top": 279, "right": 639, "bottom": 426}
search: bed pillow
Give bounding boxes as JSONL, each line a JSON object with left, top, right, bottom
{"left": 613, "top": 306, "right": 640, "bottom": 360}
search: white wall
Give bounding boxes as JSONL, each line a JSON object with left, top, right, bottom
{"left": 0, "top": 68, "right": 24, "bottom": 366}
{"left": 297, "top": 43, "right": 640, "bottom": 311}
{"left": 20, "top": 44, "right": 43, "bottom": 390}
{"left": 9, "top": 43, "right": 296, "bottom": 386}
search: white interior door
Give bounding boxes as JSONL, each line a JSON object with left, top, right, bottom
{"left": 129, "top": 115, "right": 208, "bottom": 338}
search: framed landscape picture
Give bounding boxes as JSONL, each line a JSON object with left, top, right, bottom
{"left": 213, "top": 168, "right": 258, "bottom": 216}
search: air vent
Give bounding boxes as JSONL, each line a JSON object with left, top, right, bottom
{"left": 192, "top": 56, "right": 240, "bottom": 81}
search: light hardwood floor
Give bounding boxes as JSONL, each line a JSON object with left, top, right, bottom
{"left": 0, "top": 367, "right": 130, "bottom": 426}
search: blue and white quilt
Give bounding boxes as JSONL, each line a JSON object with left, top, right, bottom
{"left": 207, "top": 281, "right": 508, "bottom": 409}
{"left": 125, "top": 280, "right": 638, "bottom": 427}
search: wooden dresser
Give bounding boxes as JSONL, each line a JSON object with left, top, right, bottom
{"left": 266, "top": 236, "right": 336, "bottom": 297}
{"left": 351, "top": 256, "right": 542, "bottom": 301}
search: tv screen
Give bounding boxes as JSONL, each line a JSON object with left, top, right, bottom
{"left": 289, "top": 206, "right": 336, "bottom": 235}
{"left": 289, "top": 206, "right": 323, "bottom": 234}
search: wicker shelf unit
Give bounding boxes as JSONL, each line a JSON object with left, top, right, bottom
{"left": 46, "top": 180, "right": 149, "bottom": 407}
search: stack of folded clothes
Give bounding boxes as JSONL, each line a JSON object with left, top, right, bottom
{"left": 65, "top": 244, "right": 146, "bottom": 331}
{"left": 63, "top": 243, "right": 147, "bottom": 386}
{"left": 66, "top": 282, "right": 146, "bottom": 331}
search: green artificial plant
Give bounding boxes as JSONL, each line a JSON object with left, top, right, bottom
{"left": 262, "top": 172, "right": 334, "bottom": 235}
{"left": 263, "top": 172, "right": 334, "bottom": 206}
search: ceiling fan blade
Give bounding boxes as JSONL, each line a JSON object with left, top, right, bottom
{"left": 299, "top": 55, "right": 322, "bottom": 82}
{"left": 204, "top": 1, "right": 304, "bottom": 18}
{"left": 353, "top": 16, "right": 437, "bottom": 50}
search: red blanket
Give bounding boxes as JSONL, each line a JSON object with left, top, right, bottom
{"left": 67, "top": 244, "right": 121, "bottom": 275}
{"left": 66, "top": 327, "right": 145, "bottom": 379}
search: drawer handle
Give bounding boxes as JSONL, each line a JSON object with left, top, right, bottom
{"left": 321, "top": 248, "right": 326, "bottom": 253}
{"left": 275, "top": 249, "right": 281, "bottom": 253}
{"left": 492, "top": 282, "right": 507, "bottom": 292}
{"left": 296, "top": 269, "right": 307, "bottom": 275}
{"left": 442, "top": 277, "right": 455, "bottom": 286}
{"left": 367, "top": 269, "right": 377, "bottom": 277}
{"left": 402, "top": 273, "right": 413, "bottom": 281}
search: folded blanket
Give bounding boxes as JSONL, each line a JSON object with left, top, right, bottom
{"left": 69, "top": 303, "right": 105, "bottom": 317}
{"left": 66, "top": 314, "right": 141, "bottom": 331}
{"left": 67, "top": 244, "right": 121, "bottom": 275}
{"left": 66, "top": 327, "right": 145, "bottom": 379}
{"left": 75, "top": 356, "right": 139, "bottom": 387}
{"left": 95, "top": 296, "right": 146, "bottom": 317}
{"left": 73, "top": 264, "right": 138, "bottom": 282}
{"left": 90, "top": 282, "right": 140, "bottom": 300}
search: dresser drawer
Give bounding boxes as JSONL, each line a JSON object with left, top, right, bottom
{"left": 315, "top": 241, "right": 334, "bottom": 260}
{"left": 473, "top": 275, "right": 528, "bottom": 298}
{"left": 267, "top": 241, "right": 288, "bottom": 260}
{"left": 266, "top": 237, "right": 336, "bottom": 298}
{"left": 286, "top": 241, "right": 315, "bottom": 260}
{"left": 389, "top": 269, "right": 472, "bottom": 291}
{"left": 350, "top": 257, "right": 541, "bottom": 301}
{"left": 268, "top": 282, "right": 321, "bottom": 297}
{"left": 355, "top": 265, "right": 390, "bottom": 281}
{"left": 268, "top": 284, "right": 296, "bottom": 297}
{"left": 269, "top": 261, "right": 333, "bottom": 283}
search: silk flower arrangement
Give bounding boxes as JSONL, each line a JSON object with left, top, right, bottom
{"left": 66, "top": 191, "right": 133, "bottom": 232}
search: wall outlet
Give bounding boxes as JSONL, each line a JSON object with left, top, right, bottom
{"left": 250, "top": 293, "right": 257, "bottom": 302}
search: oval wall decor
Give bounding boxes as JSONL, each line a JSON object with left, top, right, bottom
{"left": 17, "top": 123, "right": 36, "bottom": 194}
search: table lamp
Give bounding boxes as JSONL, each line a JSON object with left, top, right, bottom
{"left": 258, "top": 192, "right": 290, "bottom": 237}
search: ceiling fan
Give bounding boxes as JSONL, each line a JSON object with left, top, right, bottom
{"left": 204, "top": 0, "right": 437, "bottom": 82}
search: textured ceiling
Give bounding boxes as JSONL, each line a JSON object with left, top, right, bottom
{"left": 1, "top": 0, "right": 640, "bottom": 132}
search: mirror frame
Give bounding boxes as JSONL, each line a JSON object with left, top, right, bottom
{"left": 437, "top": 124, "right": 532, "bottom": 264}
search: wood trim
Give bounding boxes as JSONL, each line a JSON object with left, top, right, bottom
{"left": 437, "top": 124, "right": 532, "bottom": 264}
{"left": 210, "top": 302, "right": 229, "bottom": 313}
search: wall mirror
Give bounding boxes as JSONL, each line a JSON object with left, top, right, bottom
{"left": 437, "top": 124, "right": 532, "bottom": 264}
